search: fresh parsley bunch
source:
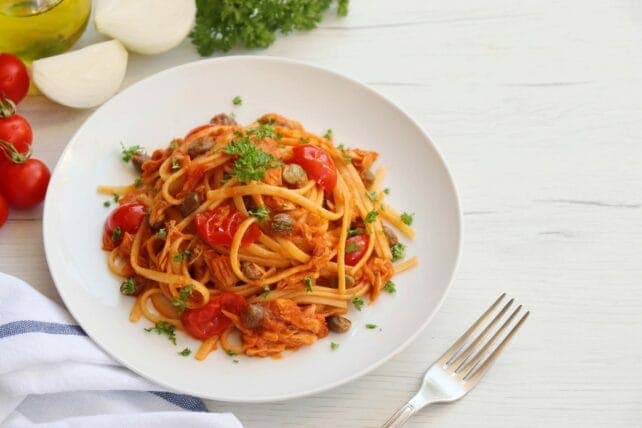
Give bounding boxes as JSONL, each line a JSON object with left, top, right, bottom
{"left": 191, "top": 0, "right": 349, "bottom": 56}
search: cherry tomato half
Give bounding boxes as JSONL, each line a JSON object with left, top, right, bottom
{"left": 104, "top": 202, "right": 146, "bottom": 244}
{"left": 0, "top": 159, "right": 50, "bottom": 209}
{"left": 182, "top": 292, "right": 247, "bottom": 340}
{"left": 195, "top": 205, "right": 261, "bottom": 248}
{"left": 0, "top": 114, "right": 32, "bottom": 167}
{"left": 291, "top": 145, "right": 337, "bottom": 192}
{"left": 0, "top": 194, "right": 8, "bottom": 228}
{"left": 345, "top": 234, "right": 369, "bottom": 266}
{"left": 0, "top": 53, "right": 29, "bottom": 104}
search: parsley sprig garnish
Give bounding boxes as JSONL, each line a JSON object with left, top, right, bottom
{"left": 365, "top": 190, "right": 378, "bottom": 202}
{"left": 400, "top": 212, "right": 414, "bottom": 226}
{"left": 120, "top": 278, "right": 137, "bottom": 295}
{"left": 224, "top": 137, "right": 281, "bottom": 183}
{"left": 352, "top": 297, "right": 365, "bottom": 311}
{"left": 330, "top": 342, "right": 339, "bottom": 350}
{"left": 364, "top": 209, "right": 379, "bottom": 223}
{"left": 305, "top": 276, "right": 313, "bottom": 293}
{"left": 121, "top": 144, "right": 144, "bottom": 162}
{"left": 383, "top": 281, "right": 396, "bottom": 293}
{"left": 178, "top": 348, "right": 191, "bottom": 356}
{"left": 345, "top": 242, "right": 360, "bottom": 253}
{"left": 365, "top": 323, "right": 378, "bottom": 330}
{"left": 391, "top": 242, "right": 406, "bottom": 262}
{"left": 248, "top": 206, "right": 270, "bottom": 221}
{"left": 232, "top": 95, "right": 242, "bottom": 106}
{"left": 173, "top": 249, "right": 192, "bottom": 263}
{"left": 172, "top": 286, "right": 193, "bottom": 312}
{"left": 145, "top": 321, "right": 177, "bottom": 345}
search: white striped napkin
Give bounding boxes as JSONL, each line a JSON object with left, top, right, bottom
{"left": 0, "top": 272, "right": 243, "bottom": 428}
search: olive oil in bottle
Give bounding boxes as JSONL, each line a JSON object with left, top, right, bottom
{"left": 0, "top": 0, "right": 91, "bottom": 62}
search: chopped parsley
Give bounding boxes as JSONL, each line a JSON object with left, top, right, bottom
{"left": 112, "top": 193, "right": 120, "bottom": 203}
{"left": 248, "top": 206, "right": 270, "bottom": 221}
{"left": 173, "top": 249, "right": 192, "bottom": 263}
{"left": 121, "top": 144, "right": 144, "bottom": 162}
{"left": 178, "top": 347, "right": 191, "bottom": 356}
{"left": 156, "top": 228, "right": 167, "bottom": 240}
{"left": 120, "top": 278, "right": 137, "bottom": 295}
{"left": 168, "top": 139, "right": 179, "bottom": 150}
{"left": 365, "top": 190, "right": 377, "bottom": 202}
{"left": 391, "top": 242, "right": 406, "bottom": 262}
{"left": 364, "top": 209, "right": 379, "bottom": 223}
{"left": 330, "top": 342, "right": 339, "bottom": 350}
{"left": 226, "top": 350, "right": 236, "bottom": 356}
{"left": 383, "top": 281, "right": 396, "bottom": 293}
{"left": 383, "top": 188, "right": 391, "bottom": 195}
{"left": 144, "top": 321, "right": 177, "bottom": 345}
{"left": 323, "top": 129, "right": 333, "bottom": 140}
{"left": 305, "top": 276, "right": 313, "bottom": 292}
{"left": 260, "top": 285, "right": 271, "bottom": 298}
{"left": 232, "top": 95, "right": 243, "bottom": 106}
{"left": 352, "top": 297, "right": 364, "bottom": 311}
{"left": 224, "top": 137, "right": 281, "bottom": 183}
{"left": 365, "top": 323, "right": 378, "bottom": 329}
{"left": 103, "top": 200, "right": 111, "bottom": 207}
{"left": 347, "top": 228, "right": 361, "bottom": 237}
{"left": 338, "top": 0, "right": 349, "bottom": 16}
{"left": 171, "top": 157, "right": 181, "bottom": 171}
{"left": 134, "top": 177, "right": 143, "bottom": 187}
{"left": 345, "top": 242, "right": 360, "bottom": 253}
{"left": 248, "top": 124, "right": 278, "bottom": 140}
{"left": 400, "top": 212, "right": 414, "bottom": 226}
{"left": 171, "top": 285, "right": 193, "bottom": 312}
{"left": 111, "top": 227, "right": 122, "bottom": 242}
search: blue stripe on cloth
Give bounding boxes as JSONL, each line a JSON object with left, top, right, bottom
{"left": 150, "top": 391, "right": 208, "bottom": 412}
{"left": 0, "top": 320, "right": 86, "bottom": 339}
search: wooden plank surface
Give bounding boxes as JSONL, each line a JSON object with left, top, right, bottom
{"left": 1, "top": 0, "right": 641, "bottom": 426}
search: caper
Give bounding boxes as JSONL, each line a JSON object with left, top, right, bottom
{"left": 180, "top": 192, "right": 202, "bottom": 216}
{"left": 327, "top": 315, "right": 351, "bottom": 333}
{"left": 282, "top": 163, "right": 308, "bottom": 187}
{"left": 270, "top": 213, "right": 294, "bottom": 235}
{"left": 383, "top": 225, "right": 399, "bottom": 246}
{"left": 360, "top": 169, "right": 375, "bottom": 187}
{"left": 187, "top": 136, "right": 214, "bottom": 159}
{"left": 241, "top": 261, "right": 262, "bottom": 280}
{"left": 241, "top": 304, "right": 266, "bottom": 329}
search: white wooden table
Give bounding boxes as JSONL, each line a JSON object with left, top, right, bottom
{"left": 2, "top": 0, "right": 642, "bottom": 426}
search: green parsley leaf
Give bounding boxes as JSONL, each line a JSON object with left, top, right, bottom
{"left": 171, "top": 157, "right": 181, "bottom": 171}
{"left": 383, "top": 188, "right": 391, "bottom": 195}
{"left": 248, "top": 206, "right": 270, "bottom": 221}
{"left": 323, "top": 129, "right": 333, "bottom": 140}
{"left": 134, "top": 177, "right": 143, "bottom": 187}
{"left": 400, "top": 212, "right": 414, "bottom": 226}
{"left": 260, "top": 285, "right": 271, "bottom": 298}
{"left": 178, "top": 347, "right": 191, "bottom": 356}
{"left": 345, "top": 242, "right": 360, "bottom": 253}
{"left": 168, "top": 139, "right": 179, "bottom": 150}
{"left": 121, "top": 144, "right": 143, "bottom": 162}
{"left": 383, "top": 281, "right": 396, "bottom": 293}
{"left": 173, "top": 249, "right": 192, "bottom": 263}
{"left": 365, "top": 190, "right": 377, "bottom": 202}
{"left": 336, "top": 144, "right": 345, "bottom": 151}
{"left": 112, "top": 193, "right": 120, "bottom": 203}
{"left": 248, "top": 124, "right": 278, "bottom": 140}
{"left": 232, "top": 95, "right": 243, "bottom": 106}
{"left": 305, "top": 276, "right": 313, "bottom": 292}
{"left": 232, "top": 359, "right": 239, "bottom": 363}
{"left": 111, "top": 227, "right": 122, "bottom": 242}
{"left": 226, "top": 350, "right": 236, "bottom": 356}
{"left": 120, "top": 278, "right": 137, "bottom": 295}
{"left": 364, "top": 210, "right": 379, "bottom": 223}
{"left": 347, "top": 228, "right": 361, "bottom": 237}
{"left": 103, "top": 200, "right": 111, "bottom": 207}
{"left": 352, "top": 297, "right": 364, "bottom": 311}
{"left": 172, "top": 285, "right": 193, "bottom": 312}
{"left": 224, "top": 137, "right": 281, "bottom": 183}
{"left": 366, "top": 323, "right": 378, "bottom": 329}
{"left": 330, "top": 342, "right": 339, "bottom": 350}
{"left": 156, "top": 228, "right": 167, "bottom": 240}
{"left": 391, "top": 242, "right": 406, "bottom": 262}
{"left": 144, "top": 321, "right": 177, "bottom": 345}
{"left": 190, "top": 0, "right": 350, "bottom": 56}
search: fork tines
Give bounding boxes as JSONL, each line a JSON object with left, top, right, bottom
{"left": 438, "top": 293, "right": 529, "bottom": 384}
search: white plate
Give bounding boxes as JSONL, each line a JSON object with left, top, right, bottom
{"left": 43, "top": 56, "right": 461, "bottom": 402}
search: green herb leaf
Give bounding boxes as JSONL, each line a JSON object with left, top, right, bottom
{"left": 323, "top": 129, "right": 333, "bottom": 140}
{"left": 178, "top": 347, "right": 191, "bottom": 356}
{"left": 134, "top": 177, "right": 143, "bottom": 187}
{"left": 120, "top": 278, "right": 137, "bottom": 295}
{"left": 172, "top": 285, "right": 193, "bottom": 312}
{"left": 383, "top": 281, "right": 396, "bottom": 293}
{"left": 305, "top": 276, "right": 313, "bottom": 292}
{"left": 248, "top": 206, "right": 270, "bottom": 221}
{"left": 156, "top": 228, "right": 167, "bottom": 240}
{"left": 144, "top": 321, "right": 177, "bottom": 345}
{"left": 365, "top": 190, "right": 377, "bottom": 202}
{"left": 111, "top": 227, "right": 122, "bottom": 242}
{"left": 330, "top": 342, "right": 339, "bottom": 350}
{"left": 168, "top": 139, "right": 179, "bottom": 150}
{"left": 345, "top": 242, "right": 360, "bottom": 253}
{"left": 337, "top": 0, "right": 349, "bottom": 16}
{"left": 365, "top": 323, "right": 378, "bottom": 329}
{"left": 260, "top": 285, "right": 271, "bottom": 298}
{"left": 226, "top": 350, "right": 236, "bottom": 356}
{"left": 224, "top": 137, "right": 281, "bottom": 183}
{"left": 103, "top": 200, "right": 111, "bottom": 207}
{"left": 171, "top": 157, "right": 181, "bottom": 171}
{"left": 383, "top": 188, "right": 391, "bottom": 195}
{"left": 248, "top": 124, "right": 278, "bottom": 140}
{"left": 112, "top": 193, "right": 120, "bottom": 203}
{"left": 352, "top": 297, "right": 364, "bottom": 311}
{"left": 365, "top": 209, "right": 379, "bottom": 223}
{"left": 232, "top": 95, "right": 243, "bottom": 106}
{"left": 173, "top": 249, "right": 192, "bottom": 263}
{"left": 121, "top": 144, "right": 143, "bottom": 162}
{"left": 391, "top": 242, "right": 406, "bottom": 262}
{"left": 400, "top": 212, "right": 414, "bottom": 226}
{"left": 347, "top": 228, "right": 361, "bottom": 237}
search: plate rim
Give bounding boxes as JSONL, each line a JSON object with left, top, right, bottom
{"left": 43, "top": 55, "right": 463, "bottom": 402}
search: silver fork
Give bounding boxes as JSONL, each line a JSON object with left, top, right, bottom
{"left": 381, "top": 293, "right": 529, "bottom": 428}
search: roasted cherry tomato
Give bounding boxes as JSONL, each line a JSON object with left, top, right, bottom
{"left": 104, "top": 202, "right": 146, "bottom": 244}
{"left": 181, "top": 292, "right": 247, "bottom": 340}
{"left": 344, "top": 234, "right": 369, "bottom": 266}
{"left": 0, "top": 53, "right": 29, "bottom": 104}
{"left": 0, "top": 114, "right": 32, "bottom": 167}
{"left": 195, "top": 205, "right": 261, "bottom": 247}
{"left": 0, "top": 194, "right": 8, "bottom": 228}
{"left": 0, "top": 159, "right": 50, "bottom": 209}
{"left": 291, "top": 145, "right": 337, "bottom": 192}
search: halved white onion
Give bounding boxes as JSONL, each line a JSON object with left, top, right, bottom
{"left": 95, "top": 0, "right": 196, "bottom": 55}
{"left": 32, "top": 40, "right": 128, "bottom": 109}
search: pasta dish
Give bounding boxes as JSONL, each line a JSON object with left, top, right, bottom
{"left": 99, "top": 112, "right": 417, "bottom": 360}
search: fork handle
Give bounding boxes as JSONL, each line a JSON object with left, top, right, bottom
{"left": 381, "top": 402, "right": 420, "bottom": 428}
